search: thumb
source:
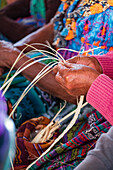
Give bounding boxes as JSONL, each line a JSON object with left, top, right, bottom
{"left": 67, "top": 55, "right": 80, "bottom": 63}
{"left": 64, "top": 62, "right": 75, "bottom": 68}
{"left": 53, "top": 65, "right": 58, "bottom": 74}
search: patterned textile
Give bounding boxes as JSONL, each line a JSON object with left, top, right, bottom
{"left": 53, "top": 0, "right": 113, "bottom": 56}
{"left": 14, "top": 116, "right": 59, "bottom": 170}
{"left": 30, "top": 0, "right": 46, "bottom": 27}
{"left": 23, "top": 110, "right": 111, "bottom": 170}
{"left": 16, "top": 16, "right": 38, "bottom": 28}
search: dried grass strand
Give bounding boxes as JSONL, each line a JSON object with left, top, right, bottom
{"left": 32, "top": 100, "right": 67, "bottom": 143}
{"left": 2, "top": 48, "right": 59, "bottom": 95}
{"left": 24, "top": 43, "right": 62, "bottom": 61}
{"left": 9, "top": 62, "right": 57, "bottom": 118}
{"left": 25, "top": 43, "right": 65, "bottom": 63}
{"left": 59, "top": 101, "right": 88, "bottom": 124}
{"left": 26, "top": 95, "right": 84, "bottom": 170}
{"left": 57, "top": 46, "right": 101, "bottom": 54}
{"left": 0, "top": 57, "right": 55, "bottom": 92}
{"left": 10, "top": 156, "right": 14, "bottom": 170}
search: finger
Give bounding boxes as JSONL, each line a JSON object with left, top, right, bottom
{"left": 53, "top": 65, "right": 58, "bottom": 74}
{"left": 64, "top": 62, "right": 84, "bottom": 70}
{"left": 67, "top": 55, "right": 80, "bottom": 63}
{"left": 35, "top": 124, "right": 45, "bottom": 130}
{"left": 64, "top": 62, "right": 76, "bottom": 68}
{"left": 57, "top": 63, "right": 69, "bottom": 77}
{"left": 57, "top": 63, "right": 78, "bottom": 83}
{"left": 66, "top": 88, "right": 84, "bottom": 97}
{"left": 55, "top": 71, "right": 65, "bottom": 87}
{"left": 31, "top": 116, "right": 44, "bottom": 122}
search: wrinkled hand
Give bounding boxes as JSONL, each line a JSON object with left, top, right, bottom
{"left": 67, "top": 55, "right": 103, "bottom": 74}
{"left": 53, "top": 62, "right": 100, "bottom": 97}
{"left": 0, "top": 40, "right": 20, "bottom": 76}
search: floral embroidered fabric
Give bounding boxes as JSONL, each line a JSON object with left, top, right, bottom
{"left": 53, "top": 0, "right": 113, "bottom": 56}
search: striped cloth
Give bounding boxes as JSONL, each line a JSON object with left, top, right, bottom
{"left": 14, "top": 116, "right": 59, "bottom": 170}
{"left": 15, "top": 110, "right": 111, "bottom": 169}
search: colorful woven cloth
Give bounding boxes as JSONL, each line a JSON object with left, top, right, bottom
{"left": 53, "top": 0, "right": 113, "bottom": 56}
{"left": 30, "top": 0, "right": 46, "bottom": 27}
{"left": 14, "top": 116, "right": 59, "bottom": 170}
{"left": 16, "top": 110, "right": 111, "bottom": 170}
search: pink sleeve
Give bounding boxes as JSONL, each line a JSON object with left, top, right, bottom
{"left": 86, "top": 74, "right": 113, "bottom": 125}
{"left": 92, "top": 51, "right": 113, "bottom": 80}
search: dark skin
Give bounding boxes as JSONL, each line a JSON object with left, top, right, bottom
{"left": 53, "top": 55, "right": 103, "bottom": 97}
{"left": 0, "top": 0, "right": 60, "bottom": 43}
{"left": 68, "top": 55, "right": 103, "bottom": 74}
{"left": 0, "top": 40, "right": 103, "bottom": 103}
{"left": 0, "top": 0, "right": 36, "bottom": 42}
{"left": 0, "top": 41, "right": 77, "bottom": 104}
{"left": 0, "top": 14, "right": 102, "bottom": 103}
{"left": 14, "top": 22, "right": 54, "bottom": 52}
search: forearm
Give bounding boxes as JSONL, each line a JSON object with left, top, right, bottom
{"left": 14, "top": 22, "right": 54, "bottom": 52}
{"left": 8, "top": 50, "right": 76, "bottom": 104}
{"left": 0, "top": 0, "right": 33, "bottom": 42}
{"left": 0, "top": 15, "right": 36, "bottom": 42}
{"left": 0, "top": 0, "right": 30, "bottom": 19}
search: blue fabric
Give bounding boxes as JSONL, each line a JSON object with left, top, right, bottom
{"left": 0, "top": 72, "right": 47, "bottom": 128}
{"left": 54, "top": 1, "right": 113, "bottom": 56}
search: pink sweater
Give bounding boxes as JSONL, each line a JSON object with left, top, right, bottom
{"left": 86, "top": 51, "right": 113, "bottom": 125}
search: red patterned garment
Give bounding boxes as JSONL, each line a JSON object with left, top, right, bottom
{"left": 14, "top": 116, "right": 59, "bottom": 170}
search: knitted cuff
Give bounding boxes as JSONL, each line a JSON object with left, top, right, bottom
{"left": 86, "top": 74, "right": 113, "bottom": 125}
{"left": 93, "top": 51, "right": 113, "bottom": 79}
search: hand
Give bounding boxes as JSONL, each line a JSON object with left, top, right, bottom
{"left": 0, "top": 41, "right": 20, "bottom": 76}
{"left": 67, "top": 55, "right": 103, "bottom": 74}
{"left": 54, "top": 62, "right": 100, "bottom": 97}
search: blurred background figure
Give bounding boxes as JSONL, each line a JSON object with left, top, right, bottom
{"left": 0, "top": 0, "right": 60, "bottom": 42}
{"left": 0, "top": 89, "right": 15, "bottom": 170}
